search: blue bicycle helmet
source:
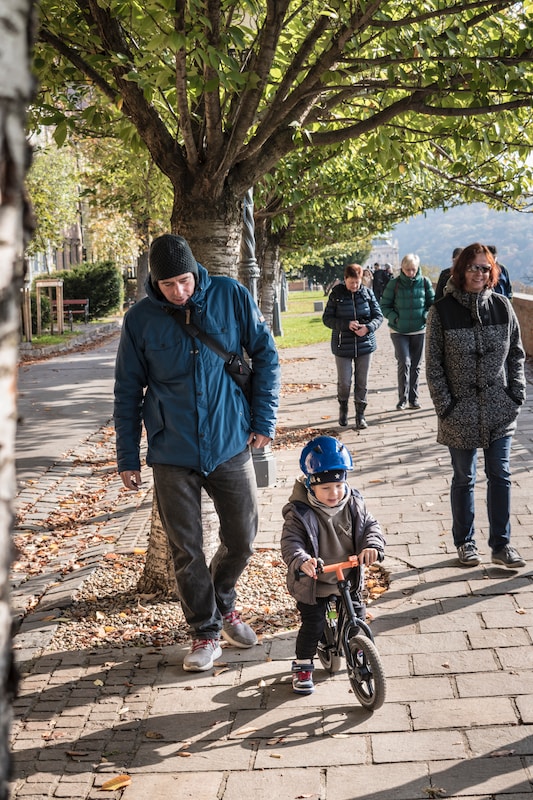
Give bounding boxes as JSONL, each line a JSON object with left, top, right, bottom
{"left": 300, "top": 436, "right": 353, "bottom": 487}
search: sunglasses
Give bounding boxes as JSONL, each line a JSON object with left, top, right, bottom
{"left": 466, "top": 264, "right": 491, "bottom": 273}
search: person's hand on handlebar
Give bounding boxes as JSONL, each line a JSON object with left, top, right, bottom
{"left": 358, "top": 548, "right": 379, "bottom": 566}
{"left": 300, "top": 557, "right": 319, "bottom": 578}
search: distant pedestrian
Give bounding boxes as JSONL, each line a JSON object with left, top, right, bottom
{"left": 281, "top": 436, "right": 386, "bottom": 694}
{"left": 434, "top": 247, "right": 463, "bottom": 302}
{"left": 373, "top": 263, "right": 393, "bottom": 302}
{"left": 322, "top": 264, "right": 383, "bottom": 430}
{"left": 362, "top": 267, "right": 374, "bottom": 289}
{"left": 380, "top": 253, "right": 434, "bottom": 410}
{"left": 114, "top": 234, "right": 280, "bottom": 672}
{"left": 488, "top": 245, "right": 513, "bottom": 299}
{"left": 425, "top": 242, "right": 526, "bottom": 569}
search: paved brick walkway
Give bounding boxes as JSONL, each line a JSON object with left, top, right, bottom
{"left": 10, "top": 325, "right": 533, "bottom": 799}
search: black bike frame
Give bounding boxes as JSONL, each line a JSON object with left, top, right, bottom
{"left": 336, "top": 575, "right": 374, "bottom": 657}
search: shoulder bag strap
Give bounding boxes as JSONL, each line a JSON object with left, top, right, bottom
{"left": 164, "top": 306, "right": 232, "bottom": 363}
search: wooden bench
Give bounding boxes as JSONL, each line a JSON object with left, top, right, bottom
{"left": 52, "top": 299, "right": 90, "bottom": 329}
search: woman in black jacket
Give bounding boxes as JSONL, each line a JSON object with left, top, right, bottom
{"left": 322, "top": 264, "right": 383, "bottom": 429}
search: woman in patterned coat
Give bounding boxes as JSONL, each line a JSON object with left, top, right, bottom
{"left": 425, "top": 243, "right": 526, "bottom": 569}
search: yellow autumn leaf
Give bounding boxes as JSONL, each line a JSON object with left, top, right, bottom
{"left": 101, "top": 774, "right": 131, "bottom": 790}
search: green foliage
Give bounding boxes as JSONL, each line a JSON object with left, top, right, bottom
{"left": 77, "top": 137, "right": 173, "bottom": 249}
{"left": 30, "top": 293, "right": 51, "bottom": 334}
{"left": 36, "top": 262, "right": 124, "bottom": 319}
{"left": 25, "top": 143, "right": 80, "bottom": 255}
{"left": 282, "top": 241, "right": 371, "bottom": 282}
{"left": 33, "top": 0, "right": 533, "bottom": 204}
{"left": 29, "top": 332, "right": 79, "bottom": 346}
{"left": 31, "top": 0, "right": 533, "bottom": 275}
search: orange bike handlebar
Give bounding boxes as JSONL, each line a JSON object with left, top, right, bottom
{"left": 319, "top": 555, "right": 359, "bottom": 582}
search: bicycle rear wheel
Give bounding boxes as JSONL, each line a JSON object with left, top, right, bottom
{"left": 317, "top": 624, "right": 342, "bottom": 674}
{"left": 347, "top": 634, "right": 386, "bottom": 710}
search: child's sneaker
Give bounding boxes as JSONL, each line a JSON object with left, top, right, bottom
{"left": 291, "top": 661, "right": 315, "bottom": 694}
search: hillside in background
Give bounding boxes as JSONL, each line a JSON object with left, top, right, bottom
{"left": 391, "top": 204, "right": 533, "bottom": 286}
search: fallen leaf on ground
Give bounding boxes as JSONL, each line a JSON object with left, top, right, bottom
{"left": 101, "top": 774, "right": 132, "bottom": 790}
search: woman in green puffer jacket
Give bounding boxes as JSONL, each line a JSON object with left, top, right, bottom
{"left": 380, "top": 253, "right": 435, "bottom": 410}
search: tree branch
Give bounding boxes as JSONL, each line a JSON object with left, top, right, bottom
{"left": 38, "top": 28, "right": 117, "bottom": 104}
{"left": 368, "top": 0, "right": 514, "bottom": 29}
{"left": 69, "top": 0, "right": 187, "bottom": 184}
{"left": 246, "top": 1, "right": 382, "bottom": 161}
{"left": 213, "top": 0, "right": 291, "bottom": 182}
{"left": 175, "top": 0, "right": 199, "bottom": 167}
{"left": 420, "top": 159, "right": 531, "bottom": 212}
{"left": 200, "top": 0, "right": 224, "bottom": 162}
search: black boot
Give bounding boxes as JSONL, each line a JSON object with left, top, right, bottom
{"left": 338, "top": 400, "right": 348, "bottom": 427}
{"left": 355, "top": 402, "right": 368, "bottom": 430}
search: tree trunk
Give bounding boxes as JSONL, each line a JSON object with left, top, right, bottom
{"left": 255, "top": 217, "right": 282, "bottom": 327}
{"left": 0, "top": 1, "right": 36, "bottom": 794}
{"left": 137, "top": 490, "right": 220, "bottom": 597}
{"left": 170, "top": 187, "right": 243, "bottom": 278}
{"left": 138, "top": 188, "right": 246, "bottom": 593}
{"left": 136, "top": 247, "right": 148, "bottom": 301}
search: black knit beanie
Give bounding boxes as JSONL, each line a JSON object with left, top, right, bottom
{"left": 149, "top": 234, "right": 198, "bottom": 283}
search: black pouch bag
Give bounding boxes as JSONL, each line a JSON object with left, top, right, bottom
{"left": 225, "top": 353, "right": 253, "bottom": 403}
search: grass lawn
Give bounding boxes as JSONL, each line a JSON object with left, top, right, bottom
{"left": 276, "top": 290, "right": 330, "bottom": 349}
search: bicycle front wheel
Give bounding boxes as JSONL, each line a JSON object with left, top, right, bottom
{"left": 317, "top": 624, "right": 342, "bottom": 674}
{"left": 347, "top": 634, "right": 386, "bottom": 710}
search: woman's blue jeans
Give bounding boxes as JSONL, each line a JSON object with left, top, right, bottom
{"left": 153, "top": 449, "right": 258, "bottom": 639}
{"left": 449, "top": 437, "right": 512, "bottom": 553}
{"left": 390, "top": 332, "right": 425, "bottom": 405}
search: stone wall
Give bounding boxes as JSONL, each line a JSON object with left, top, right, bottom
{"left": 513, "top": 293, "right": 533, "bottom": 358}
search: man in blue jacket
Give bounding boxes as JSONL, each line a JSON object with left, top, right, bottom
{"left": 114, "top": 234, "right": 280, "bottom": 671}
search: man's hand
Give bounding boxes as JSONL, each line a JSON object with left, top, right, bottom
{"left": 247, "top": 433, "right": 272, "bottom": 449}
{"left": 120, "top": 470, "right": 142, "bottom": 490}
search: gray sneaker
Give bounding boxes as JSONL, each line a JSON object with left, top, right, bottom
{"left": 492, "top": 545, "right": 526, "bottom": 568}
{"left": 457, "top": 542, "right": 481, "bottom": 566}
{"left": 183, "top": 638, "right": 222, "bottom": 672}
{"left": 222, "top": 610, "right": 257, "bottom": 648}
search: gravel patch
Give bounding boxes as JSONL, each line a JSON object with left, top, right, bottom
{"left": 47, "top": 549, "right": 389, "bottom": 653}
